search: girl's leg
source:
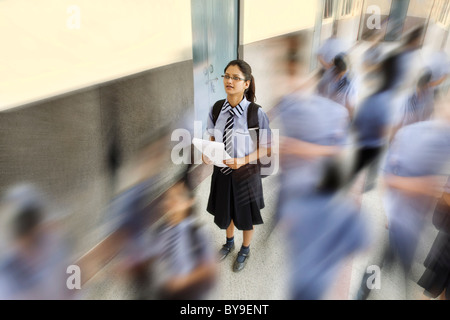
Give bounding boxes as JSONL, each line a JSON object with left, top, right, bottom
{"left": 226, "top": 220, "right": 235, "bottom": 239}
{"left": 233, "top": 228, "right": 254, "bottom": 272}
{"left": 242, "top": 228, "right": 254, "bottom": 247}
{"left": 219, "top": 220, "right": 235, "bottom": 261}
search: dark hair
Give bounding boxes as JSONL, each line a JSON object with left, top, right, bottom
{"left": 224, "top": 59, "right": 256, "bottom": 102}
{"left": 13, "top": 206, "right": 42, "bottom": 238}
{"left": 316, "top": 158, "right": 344, "bottom": 193}
{"left": 333, "top": 53, "right": 348, "bottom": 74}
{"left": 3, "top": 184, "right": 45, "bottom": 238}
{"left": 376, "top": 53, "right": 399, "bottom": 93}
{"left": 417, "top": 68, "right": 432, "bottom": 88}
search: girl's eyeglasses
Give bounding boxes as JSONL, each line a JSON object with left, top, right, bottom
{"left": 221, "top": 75, "right": 246, "bottom": 81}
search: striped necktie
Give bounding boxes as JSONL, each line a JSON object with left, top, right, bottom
{"left": 162, "top": 227, "right": 181, "bottom": 265}
{"left": 406, "top": 92, "right": 419, "bottom": 124}
{"left": 221, "top": 109, "right": 234, "bottom": 175}
{"left": 336, "top": 77, "right": 347, "bottom": 99}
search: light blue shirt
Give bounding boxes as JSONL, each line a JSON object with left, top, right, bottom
{"left": 149, "top": 217, "right": 215, "bottom": 288}
{"left": 383, "top": 120, "right": 450, "bottom": 178}
{"left": 318, "top": 69, "right": 358, "bottom": 110}
{"left": 382, "top": 120, "right": 450, "bottom": 224}
{"left": 275, "top": 93, "right": 349, "bottom": 197}
{"left": 395, "top": 88, "right": 434, "bottom": 128}
{"left": 206, "top": 97, "right": 272, "bottom": 159}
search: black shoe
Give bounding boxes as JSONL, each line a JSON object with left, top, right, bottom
{"left": 233, "top": 250, "right": 250, "bottom": 272}
{"left": 218, "top": 243, "right": 235, "bottom": 261}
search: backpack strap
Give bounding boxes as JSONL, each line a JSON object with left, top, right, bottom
{"left": 247, "top": 103, "right": 273, "bottom": 177}
{"left": 247, "top": 102, "right": 260, "bottom": 129}
{"left": 212, "top": 99, "right": 226, "bottom": 125}
{"left": 247, "top": 102, "right": 261, "bottom": 146}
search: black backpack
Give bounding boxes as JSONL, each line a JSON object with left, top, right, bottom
{"left": 211, "top": 99, "right": 273, "bottom": 178}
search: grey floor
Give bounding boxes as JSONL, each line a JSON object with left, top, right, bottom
{"left": 81, "top": 163, "right": 438, "bottom": 300}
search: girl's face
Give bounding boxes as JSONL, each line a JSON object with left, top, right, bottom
{"left": 163, "top": 182, "right": 193, "bottom": 225}
{"left": 223, "top": 65, "right": 250, "bottom": 96}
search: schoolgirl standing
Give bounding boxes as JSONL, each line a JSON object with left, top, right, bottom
{"left": 203, "top": 59, "right": 272, "bottom": 272}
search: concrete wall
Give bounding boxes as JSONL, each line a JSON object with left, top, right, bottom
{"left": 0, "top": 0, "right": 195, "bottom": 258}
{"left": 0, "top": 88, "right": 107, "bottom": 256}
{"left": 0, "top": 60, "right": 194, "bottom": 258}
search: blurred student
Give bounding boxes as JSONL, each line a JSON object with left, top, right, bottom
{"left": 316, "top": 32, "right": 351, "bottom": 93}
{"left": 417, "top": 177, "right": 450, "bottom": 300}
{"left": 361, "top": 27, "right": 385, "bottom": 73}
{"left": 0, "top": 184, "right": 74, "bottom": 300}
{"left": 270, "top": 41, "right": 370, "bottom": 299}
{"left": 280, "top": 160, "right": 369, "bottom": 300}
{"left": 276, "top": 93, "right": 350, "bottom": 212}
{"left": 389, "top": 25, "right": 426, "bottom": 93}
{"left": 356, "top": 114, "right": 450, "bottom": 299}
{"left": 391, "top": 70, "right": 434, "bottom": 140}
{"left": 348, "top": 53, "right": 400, "bottom": 192}
{"left": 106, "top": 128, "right": 171, "bottom": 299}
{"left": 424, "top": 50, "right": 450, "bottom": 97}
{"left": 316, "top": 24, "right": 351, "bottom": 73}
{"left": 273, "top": 38, "right": 351, "bottom": 224}
{"left": 317, "top": 53, "right": 359, "bottom": 119}
{"left": 149, "top": 178, "right": 217, "bottom": 300}
{"left": 398, "top": 70, "right": 434, "bottom": 125}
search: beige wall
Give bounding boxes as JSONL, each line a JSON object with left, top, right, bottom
{"left": 242, "top": 0, "right": 316, "bottom": 45}
{"left": 445, "top": 32, "right": 450, "bottom": 55}
{"left": 424, "top": 21, "right": 449, "bottom": 51}
{"left": 0, "top": 0, "right": 193, "bottom": 110}
{"left": 364, "top": 0, "right": 392, "bottom": 15}
{"left": 406, "top": 0, "right": 434, "bottom": 18}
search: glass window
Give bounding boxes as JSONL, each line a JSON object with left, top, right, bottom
{"left": 324, "top": 0, "right": 334, "bottom": 19}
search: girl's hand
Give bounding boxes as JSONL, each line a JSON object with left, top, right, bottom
{"left": 223, "top": 157, "right": 246, "bottom": 170}
{"left": 202, "top": 154, "right": 213, "bottom": 165}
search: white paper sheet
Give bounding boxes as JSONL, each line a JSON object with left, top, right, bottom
{"left": 192, "top": 138, "right": 232, "bottom": 168}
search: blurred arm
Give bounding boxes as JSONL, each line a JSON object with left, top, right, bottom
{"left": 383, "top": 174, "right": 445, "bottom": 198}
{"left": 280, "top": 136, "right": 340, "bottom": 159}
{"left": 223, "top": 146, "right": 270, "bottom": 170}
{"left": 318, "top": 55, "right": 333, "bottom": 69}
